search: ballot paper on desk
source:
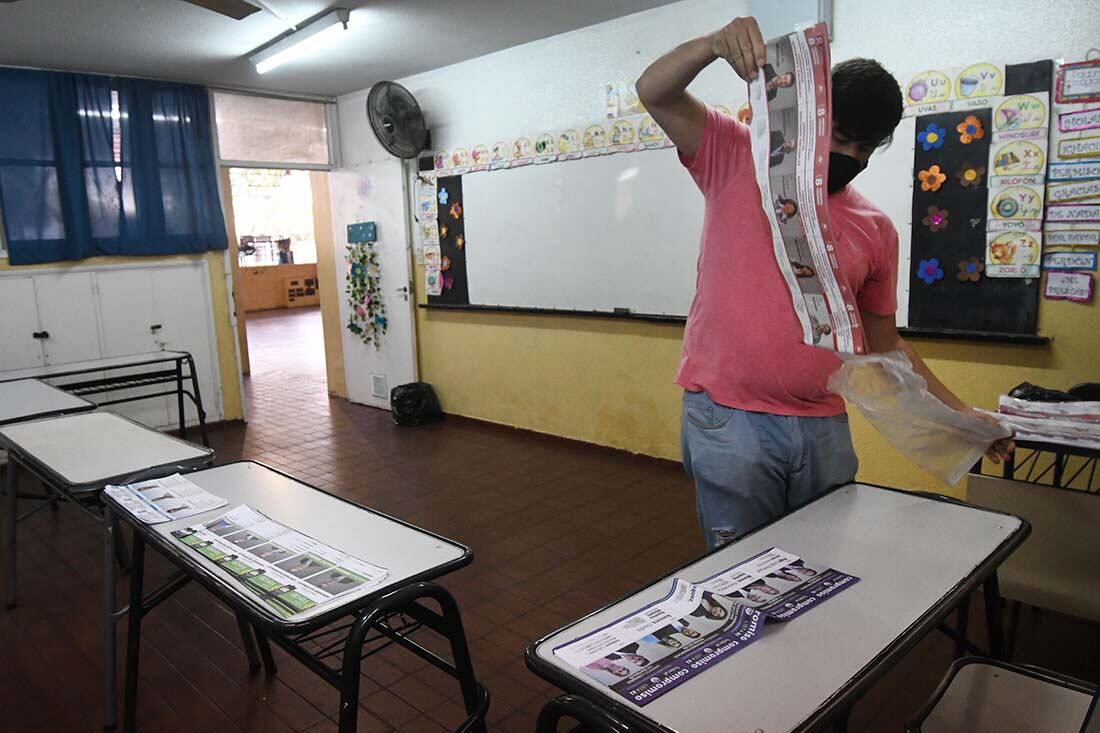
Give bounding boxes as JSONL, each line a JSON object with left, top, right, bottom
{"left": 828, "top": 351, "right": 1012, "bottom": 485}
{"left": 105, "top": 473, "right": 227, "bottom": 525}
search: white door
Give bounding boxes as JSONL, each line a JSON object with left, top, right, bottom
{"left": 0, "top": 276, "right": 44, "bottom": 370}
{"left": 34, "top": 271, "right": 103, "bottom": 365}
{"left": 328, "top": 161, "right": 418, "bottom": 409}
{"left": 94, "top": 268, "right": 170, "bottom": 428}
{"left": 150, "top": 264, "right": 221, "bottom": 426}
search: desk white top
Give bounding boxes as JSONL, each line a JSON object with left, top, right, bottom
{"left": 0, "top": 411, "right": 211, "bottom": 487}
{"left": 141, "top": 463, "right": 467, "bottom": 621}
{"left": 0, "top": 379, "right": 94, "bottom": 425}
{"left": 0, "top": 350, "right": 189, "bottom": 381}
{"left": 533, "top": 484, "right": 1023, "bottom": 733}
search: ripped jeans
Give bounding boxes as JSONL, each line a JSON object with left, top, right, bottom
{"left": 681, "top": 390, "right": 858, "bottom": 551}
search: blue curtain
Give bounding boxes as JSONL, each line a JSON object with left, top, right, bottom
{"left": 0, "top": 69, "right": 227, "bottom": 265}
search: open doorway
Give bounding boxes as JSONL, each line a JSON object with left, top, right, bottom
{"left": 223, "top": 167, "right": 346, "bottom": 400}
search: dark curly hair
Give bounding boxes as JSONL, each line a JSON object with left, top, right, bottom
{"left": 832, "top": 58, "right": 903, "bottom": 147}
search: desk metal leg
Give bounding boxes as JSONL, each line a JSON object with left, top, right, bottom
{"left": 185, "top": 355, "right": 210, "bottom": 448}
{"left": 104, "top": 505, "right": 118, "bottom": 731}
{"left": 984, "top": 572, "right": 1004, "bottom": 659}
{"left": 339, "top": 583, "right": 488, "bottom": 733}
{"left": 5, "top": 458, "right": 19, "bottom": 609}
{"left": 953, "top": 595, "right": 970, "bottom": 659}
{"left": 123, "top": 532, "right": 146, "bottom": 733}
{"left": 175, "top": 360, "right": 187, "bottom": 442}
{"left": 254, "top": 625, "right": 278, "bottom": 675}
{"left": 234, "top": 614, "right": 266, "bottom": 672}
{"left": 536, "top": 695, "right": 632, "bottom": 733}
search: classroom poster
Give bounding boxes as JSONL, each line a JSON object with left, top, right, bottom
{"left": 984, "top": 92, "right": 1048, "bottom": 277}
{"left": 553, "top": 548, "right": 858, "bottom": 707}
{"left": 902, "top": 63, "right": 1006, "bottom": 117}
{"left": 1044, "top": 60, "right": 1100, "bottom": 255}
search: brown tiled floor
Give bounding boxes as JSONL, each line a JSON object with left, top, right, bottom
{"left": 3, "top": 307, "right": 1099, "bottom": 731}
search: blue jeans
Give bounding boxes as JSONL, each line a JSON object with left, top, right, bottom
{"left": 681, "top": 390, "right": 858, "bottom": 551}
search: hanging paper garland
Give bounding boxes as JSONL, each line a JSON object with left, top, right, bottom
{"left": 346, "top": 243, "right": 387, "bottom": 349}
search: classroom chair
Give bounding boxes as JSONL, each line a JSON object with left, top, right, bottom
{"left": 906, "top": 656, "right": 1096, "bottom": 732}
{"left": 966, "top": 474, "right": 1100, "bottom": 658}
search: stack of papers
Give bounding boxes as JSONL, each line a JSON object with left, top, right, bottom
{"left": 105, "top": 474, "right": 227, "bottom": 524}
{"left": 172, "top": 505, "right": 389, "bottom": 621}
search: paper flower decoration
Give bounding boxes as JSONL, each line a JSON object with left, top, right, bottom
{"left": 918, "top": 165, "right": 947, "bottom": 192}
{"left": 438, "top": 188, "right": 449, "bottom": 206}
{"left": 449, "top": 202, "right": 463, "bottom": 220}
{"left": 956, "top": 163, "right": 986, "bottom": 188}
{"left": 957, "top": 115, "right": 984, "bottom": 144}
{"left": 441, "top": 255, "right": 451, "bottom": 271}
{"left": 922, "top": 205, "right": 949, "bottom": 232}
{"left": 917, "top": 258, "right": 944, "bottom": 284}
{"left": 443, "top": 275, "right": 455, "bottom": 290}
{"left": 917, "top": 123, "right": 946, "bottom": 151}
{"left": 957, "top": 257, "right": 984, "bottom": 282}
{"left": 345, "top": 243, "right": 387, "bottom": 349}
{"left": 439, "top": 224, "right": 448, "bottom": 239}
{"left": 455, "top": 235, "right": 465, "bottom": 249}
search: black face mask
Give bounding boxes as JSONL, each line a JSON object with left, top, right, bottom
{"left": 827, "top": 152, "right": 866, "bottom": 194}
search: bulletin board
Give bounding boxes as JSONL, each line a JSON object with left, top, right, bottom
{"left": 903, "top": 60, "right": 1053, "bottom": 338}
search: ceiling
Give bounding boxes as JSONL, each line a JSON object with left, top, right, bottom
{"left": 0, "top": 0, "right": 680, "bottom": 98}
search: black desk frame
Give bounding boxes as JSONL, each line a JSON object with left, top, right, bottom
{"left": 973, "top": 439, "right": 1100, "bottom": 492}
{"left": 0, "top": 352, "right": 211, "bottom": 448}
{"left": 526, "top": 485, "right": 1030, "bottom": 733}
{"left": 105, "top": 461, "right": 490, "bottom": 733}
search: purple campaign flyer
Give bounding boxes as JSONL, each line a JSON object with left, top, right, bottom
{"left": 554, "top": 548, "right": 858, "bottom": 707}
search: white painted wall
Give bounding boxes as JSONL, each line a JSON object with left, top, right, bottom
{"left": 328, "top": 96, "right": 418, "bottom": 409}
{"left": 330, "top": 0, "right": 1100, "bottom": 375}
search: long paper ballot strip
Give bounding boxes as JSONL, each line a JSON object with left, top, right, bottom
{"left": 553, "top": 547, "right": 857, "bottom": 706}
{"left": 172, "top": 505, "right": 389, "bottom": 621}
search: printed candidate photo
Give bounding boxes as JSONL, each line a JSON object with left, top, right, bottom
{"left": 276, "top": 552, "right": 336, "bottom": 579}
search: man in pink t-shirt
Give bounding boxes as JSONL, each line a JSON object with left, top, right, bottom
{"left": 636, "top": 16, "right": 1013, "bottom": 550}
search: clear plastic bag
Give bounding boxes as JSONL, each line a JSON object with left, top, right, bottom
{"left": 827, "top": 351, "right": 1011, "bottom": 486}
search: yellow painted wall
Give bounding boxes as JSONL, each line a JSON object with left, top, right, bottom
{"left": 415, "top": 265, "right": 1097, "bottom": 499}
{"left": 0, "top": 252, "right": 243, "bottom": 421}
{"left": 240, "top": 262, "right": 319, "bottom": 312}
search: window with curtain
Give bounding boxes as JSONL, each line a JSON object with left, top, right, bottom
{"left": 0, "top": 68, "right": 227, "bottom": 265}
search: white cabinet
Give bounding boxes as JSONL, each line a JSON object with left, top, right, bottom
{"left": 0, "top": 261, "right": 224, "bottom": 430}
{"left": 150, "top": 267, "right": 219, "bottom": 427}
{"left": 0, "top": 277, "right": 44, "bottom": 370}
{"left": 94, "top": 268, "right": 169, "bottom": 428}
{"left": 33, "top": 271, "right": 102, "bottom": 365}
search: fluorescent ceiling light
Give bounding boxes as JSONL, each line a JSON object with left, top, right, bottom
{"left": 250, "top": 8, "right": 350, "bottom": 75}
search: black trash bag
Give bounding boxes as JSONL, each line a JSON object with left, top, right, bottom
{"left": 390, "top": 382, "right": 444, "bottom": 426}
{"left": 1007, "top": 382, "right": 1075, "bottom": 402}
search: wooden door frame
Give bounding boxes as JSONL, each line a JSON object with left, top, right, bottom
{"left": 219, "top": 167, "right": 251, "bottom": 375}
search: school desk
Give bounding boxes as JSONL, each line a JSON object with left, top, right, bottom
{"left": 0, "top": 410, "right": 214, "bottom": 730}
{"left": 0, "top": 378, "right": 95, "bottom": 426}
{"left": 104, "top": 461, "right": 489, "bottom": 733}
{"left": 526, "top": 483, "right": 1030, "bottom": 733}
{"left": 0, "top": 350, "right": 211, "bottom": 446}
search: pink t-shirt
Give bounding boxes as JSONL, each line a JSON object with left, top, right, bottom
{"left": 677, "top": 107, "right": 898, "bottom": 417}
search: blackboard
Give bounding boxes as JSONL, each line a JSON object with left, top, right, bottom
{"left": 906, "top": 60, "right": 1052, "bottom": 337}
